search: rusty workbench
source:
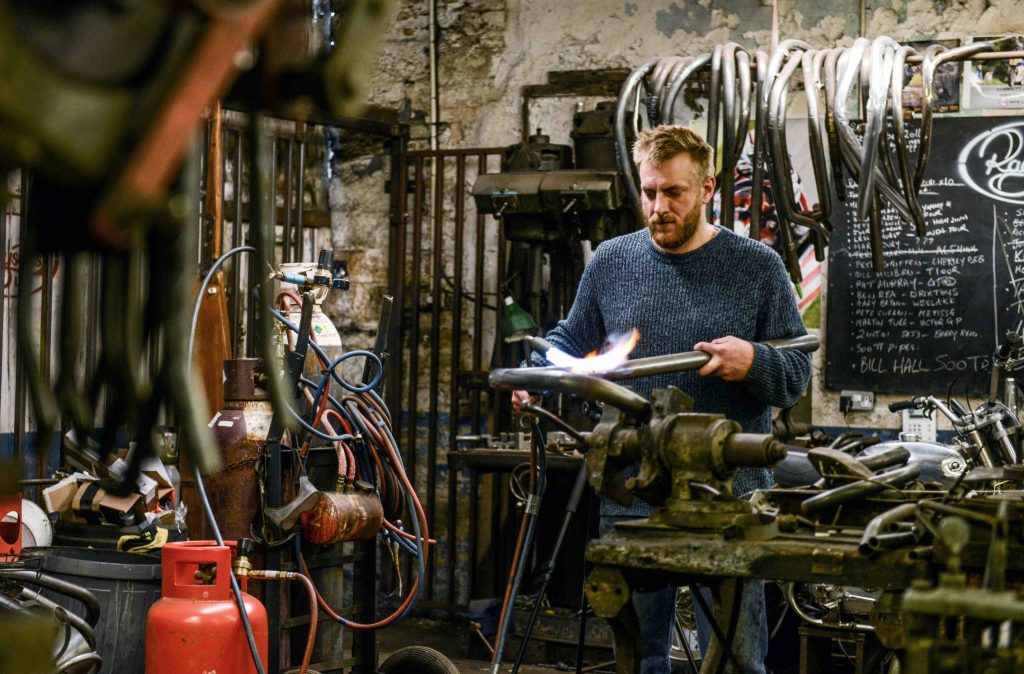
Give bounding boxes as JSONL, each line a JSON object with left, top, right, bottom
{"left": 583, "top": 521, "right": 931, "bottom": 674}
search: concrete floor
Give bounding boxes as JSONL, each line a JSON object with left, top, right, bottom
{"left": 377, "top": 616, "right": 617, "bottom": 674}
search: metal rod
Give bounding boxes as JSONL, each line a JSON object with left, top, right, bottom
{"left": 405, "top": 147, "right": 506, "bottom": 158}
{"left": 489, "top": 367, "right": 651, "bottom": 419}
{"left": 15, "top": 172, "right": 33, "bottom": 480}
{"left": 447, "top": 153, "right": 466, "bottom": 607}
{"left": 230, "top": 128, "right": 244, "bottom": 355}
{"left": 282, "top": 137, "right": 294, "bottom": 263}
{"left": 603, "top": 334, "right": 819, "bottom": 381}
{"left": 426, "top": 154, "right": 445, "bottom": 602}
{"left": 0, "top": 173, "right": 7, "bottom": 445}
{"left": 469, "top": 153, "right": 489, "bottom": 601}
{"left": 905, "top": 49, "right": 1024, "bottom": 64}
{"left": 385, "top": 132, "right": 408, "bottom": 426}
{"left": 472, "top": 154, "right": 487, "bottom": 435}
{"left": 244, "top": 123, "right": 258, "bottom": 359}
{"left": 39, "top": 248, "right": 55, "bottom": 481}
{"left": 468, "top": 466, "right": 479, "bottom": 599}
{"left": 295, "top": 126, "right": 306, "bottom": 261}
{"left": 800, "top": 464, "right": 921, "bottom": 515}
{"left": 492, "top": 153, "right": 508, "bottom": 599}
{"left": 405, "top": 157, "right": 424, "bottom": 476}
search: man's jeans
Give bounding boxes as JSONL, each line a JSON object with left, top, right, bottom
{"left": 600, "top": 515, "right": 768, "bottom": 674}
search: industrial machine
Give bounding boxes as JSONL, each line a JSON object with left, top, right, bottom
{"left": 472, "top": 104, "right": 638, "bottom": 334}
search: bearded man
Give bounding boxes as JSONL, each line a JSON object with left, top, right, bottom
{"left": 514, "top": 124, "right": 811, "bottom": 673}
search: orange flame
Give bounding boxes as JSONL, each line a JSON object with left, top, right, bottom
{"left": 546, "top": 329, "right": 640, "bottom": 374}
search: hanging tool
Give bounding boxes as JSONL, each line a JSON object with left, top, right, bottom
{"left": 193, "top": 103, "right": 233, "bottom": 418}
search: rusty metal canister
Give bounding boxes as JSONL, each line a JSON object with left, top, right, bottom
{"left": 299, "top": 483, "right": 384, "bottom": 545}
{"left": 181, "top": 358, "right": 273, "bottom": 542}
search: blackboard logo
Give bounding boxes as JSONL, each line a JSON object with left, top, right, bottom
{"left": 958, "top": 121, "right": 1024, "bottom": 204}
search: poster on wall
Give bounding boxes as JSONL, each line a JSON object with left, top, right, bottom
{"left": 963, "top": 34, "right": 1024, "bottom": 110}
{"left": 903, "top": 38, "right": 961, "bottom": 113}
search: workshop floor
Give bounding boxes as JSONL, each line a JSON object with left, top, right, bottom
{"left": 378, "top": 616, "right": 615, "bottom": 673}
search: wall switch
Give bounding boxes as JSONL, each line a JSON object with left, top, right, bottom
{"left": 839, "top": 390, "right": 875, "bottom": 412}
{"left": 902, "top": 408, "right": 937, "bottom": 443}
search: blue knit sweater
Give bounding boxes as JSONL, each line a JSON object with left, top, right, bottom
{"left": 543, "top": 226, "right": 812, "bottom": 516}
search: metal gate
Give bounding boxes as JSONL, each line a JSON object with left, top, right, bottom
{"left": 390, "top": 146, "right": 543, "bottom": 611}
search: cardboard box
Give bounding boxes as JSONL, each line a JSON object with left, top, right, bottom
{"left": 71, "top": 481, "right": 144, "bottom": 526}
{"left": 43, "top": 472, "right": 97, "bottom": 514}
{"left": 42, "top": 476, "right": 79, "bottom": 514}
{"left": 140, "top": 456, "right": 173, "bottom": 489}
{"left": 71, "top": 482, "right": 104, "bottom": 523}
{"left": 157, "top": 487, "right": 175, "bottom": 509}
{"left": 135, "top": 474, "right": 158, "bottom": 510}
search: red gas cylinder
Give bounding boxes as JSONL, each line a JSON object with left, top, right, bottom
{"left": 145, "top": 541, "right": 268, "bottom": 674}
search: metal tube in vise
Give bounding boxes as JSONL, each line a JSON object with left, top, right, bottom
{"left": 605, "top": 334, "right": 819, "bottom": 381}
{"left": 517, "top": 334, "right": 817, "bottom": 381}
{"left": 499, "top": 335, "right": 818, "bottom": 419}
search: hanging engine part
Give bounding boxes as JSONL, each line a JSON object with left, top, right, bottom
{"left": 471, "top": 113, "right": 639, "bottom": 337}
{"left": 145, "top": 541, "right": 268, "bottom": 674}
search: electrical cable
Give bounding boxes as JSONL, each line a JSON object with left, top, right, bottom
{"left": 186, "top": 245, "right": 266, "bottom": 674}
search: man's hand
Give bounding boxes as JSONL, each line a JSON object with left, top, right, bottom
{"left": 512, "top": 389, "right": 541, "bottom": 410}
{"left": 693, "top": 336, "right": 755, "bottom": 381}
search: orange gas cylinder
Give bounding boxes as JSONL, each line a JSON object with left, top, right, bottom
{"left": 145, "top": 541, "right": 268, "bottom": 674}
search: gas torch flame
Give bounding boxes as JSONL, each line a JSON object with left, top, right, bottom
{"left": 545, "top": 329, "right": 640, "bottom": 374}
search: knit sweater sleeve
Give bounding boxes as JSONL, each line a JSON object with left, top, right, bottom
{"left": 743, "top": 251, "right": 812, "bottom": 408}
{"left": 543, "top": 245, "right": 609, "bottom": 358}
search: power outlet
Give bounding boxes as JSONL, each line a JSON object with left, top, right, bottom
{"left": 902, "top": 408, "right": 937, "bottom": 442}
{"left": 839, "top": 390, "right": 875, "bottom": 412}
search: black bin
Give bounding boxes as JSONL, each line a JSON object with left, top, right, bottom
{"left": 22, "top": 546, "right": 162, "bottom": 674}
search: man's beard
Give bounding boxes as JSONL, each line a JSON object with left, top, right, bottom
{"left": 647, "top": 200, "right": 702, "bottom": 251}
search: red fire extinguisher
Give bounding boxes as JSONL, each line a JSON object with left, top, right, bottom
{"left": 145, "top": 541, "right": 268, "bottom": 673}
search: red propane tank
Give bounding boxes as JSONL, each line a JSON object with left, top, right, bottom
{"left": 145, "top": 541, "right": 268, "bottom": 674}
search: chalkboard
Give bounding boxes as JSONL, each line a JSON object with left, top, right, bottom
{"left": 826, "top": 116, "right": 1024, "bottom": 395}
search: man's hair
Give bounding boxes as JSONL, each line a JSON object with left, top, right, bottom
{"left": 632, "top": 125, "right": 714, "bottom": 180}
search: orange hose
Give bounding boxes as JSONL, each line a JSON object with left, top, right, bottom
{"left": 251, "top": 571, "right": 317, "bottom": 674}
{"left": 322, "top": 409, "right": 357, "bottom": 481}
